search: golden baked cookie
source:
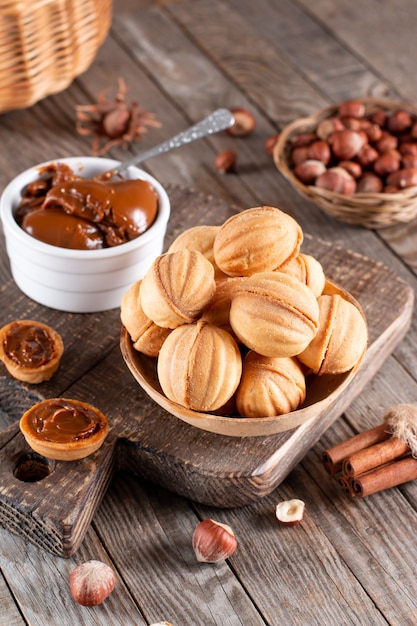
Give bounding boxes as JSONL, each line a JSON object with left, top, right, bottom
{"left": 236, "top": 351, "right": 306, "bottom": 417}
{"left": 0, "top": 319, "right": 64, "bottom": 384}
{"left": 201, "top": 277, "right": 245, "bottom": 336}
{"left": 120, "top": 280, "right": 171, "bottom": 357}
{"left": 20, "top": 398, "right": 109, "bottom": 461}
{"left": 298, "top": 294, "right": 367, "bottom": 374}
{"left": 229, "top": 271, "right": 320, "bottom": 357}
{"left": 140, "top": 249, "right": 216, "bottom": 329}
{"left": 213, "top": 206, "right": 303, "bottom": 277}
{"left": 276, "top": 253, "right": 326, "bottom": 298}
{"left": 167, "top": 224, "right": 226, "bottom": 279}
{"left": 157, "top": 320, "right": 242, "bottom": 412}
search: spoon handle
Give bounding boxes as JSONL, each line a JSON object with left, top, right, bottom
{"left": 111, "top": 108, "right": 235, "bottom": 176}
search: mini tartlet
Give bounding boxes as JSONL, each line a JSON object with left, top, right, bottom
{"left": 20, "top": 398, "right": 109, "bottom": 461}
{"left": 0, "top": 319, "right": 64, "bottom": 383}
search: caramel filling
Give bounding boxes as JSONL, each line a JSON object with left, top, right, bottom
{"left": 16, "top": 162, "right": 159, "bottom": 250}
{"left": 4, "top": 323, "right": 55, "bottom": 368}
{"left": 27, "top": 399, "right": 105, "bottom": 443}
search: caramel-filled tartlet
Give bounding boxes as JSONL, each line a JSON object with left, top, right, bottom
{"left": 0, "top": 320, "right": 64, "bottom": 383}
{"left": 20, "top": 398, "right": 109, "bottom": 461}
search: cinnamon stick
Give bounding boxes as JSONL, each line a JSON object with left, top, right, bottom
{"left": 322, "top": 423, "right": 391, "bottom": 475}
{"left": 352, "top": 457, "right": 417, "bottom": 497}
{"left": 342, "top": 437, "right": 410, "bottom": 477}
{"left": 337, "top": 475, "right": 356, "bottom": 498}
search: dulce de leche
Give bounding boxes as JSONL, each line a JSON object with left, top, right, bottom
{"left": 16, "top": 162, "right": 159, "bottom": 250}
{"left": 0, "top": 320, "right": 64, "bottom": 384}
{"left": 20, "top": 398, "right": 109, "bottom": 461}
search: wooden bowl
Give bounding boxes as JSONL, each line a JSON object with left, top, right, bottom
{"left": 120, "top": 280, "right": 367, "bottom": 438}
{"left": 273, "top": 98, "right": 417, "bottom": 229}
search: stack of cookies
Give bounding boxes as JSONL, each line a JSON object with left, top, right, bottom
{"left": 121, "top": 206, "right": 367, "bottom": 418}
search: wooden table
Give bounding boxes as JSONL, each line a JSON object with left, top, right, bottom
{"left": 2, "top": 1, "right": 417, "bottom": 624}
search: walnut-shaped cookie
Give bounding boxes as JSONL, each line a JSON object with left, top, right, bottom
{"left": 236, "top": 351, "right": 306, "bottom": 417}
{"left": 276, "top": 253, "right": 326, "bottom": 298}
{"left": 298, "top": 294, "right": 367, "bottom": 374}
{"left": 140, "top": 249, "right": 216, "bottom": 329}
{"left": 0, "top": 319, "right": 64, "bottom": 384}
{"left": 120, "top": 279, "right": 171, "bottom": 357}
{"left": 213, "top": 206, "right": 303, "bottom": 277}
{"left": 167, "top": 224, "right": 226, "bottom": 279}
{"left": 229, "top": 272, "right": 320, "bottom": 358}
{"left": 201, "top": 277, "right": 245, "bottom": 336}
{"left": 157, "top": 320, "right": 242, "bottom": 412}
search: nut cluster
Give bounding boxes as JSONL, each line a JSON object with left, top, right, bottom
{"left": 289, "top": 99, "right": 417, "bottom": 195}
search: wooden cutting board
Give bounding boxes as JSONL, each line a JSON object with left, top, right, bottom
{"left": 0, "top": 185, "right": 414, "bottom": 557}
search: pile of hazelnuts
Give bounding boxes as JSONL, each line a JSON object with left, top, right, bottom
{"left": 289, "top": 99, "right": 417, "bottom": 195}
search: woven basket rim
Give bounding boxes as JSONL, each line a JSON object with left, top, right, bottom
{"left": 0, "top": 0, "right": 112, "bottom": 113}
{"left": 273, "top": 97, "right": 417, "bottom": 228}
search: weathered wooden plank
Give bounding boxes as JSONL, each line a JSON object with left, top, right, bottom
{"left": 0, "top": 525, "right": 147, "bottom": 626}
{"left": 0, "top": 575, "right": 25, "bottom": 625}
{"left": 223, "top": 0, "right": 396, "bottom": 102}
{"left": 0, "top": 184, "right": 413, "bottom": 556}
{"left": 192, "top": 479, "right": 388, "bottom": 626}
{"left": 296, "top": 0, "right": 417, "bottom": 103}
{"left": 94, "top": 473, "right": 266, "bottom": 625}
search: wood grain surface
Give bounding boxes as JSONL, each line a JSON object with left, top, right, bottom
{"left": 0, "top": 185, "right": 413, "bottom": 558}
{"left": 1, "top": 1, "right": 417, "bottom": 624}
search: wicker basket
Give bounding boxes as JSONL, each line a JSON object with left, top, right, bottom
{"left": 273, "top": 98, "right": 417, "bottom": 229}
{"left": 0, "top": 0, "right": 112, "bottom": 114}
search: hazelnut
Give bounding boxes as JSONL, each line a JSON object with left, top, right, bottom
{"left": 338, "top": 160, "right": 362, "bottom": 179}
{"left": 316, "top": 117, "right": 344, "bottom": 141}
{"left": 399, "top": 141, "right": 417, "bottom": 156}
{"left": 411, "top": 121, "right": 417, "bottom": 139}
{"left": 356, "top": 143, "right": 379, "bottom": 167}
{"left": 387, "top": 109, "right": 412, "bottom": 134}
{"left": 291, "top": 132, "right": 316, "bottom": 148}
{"left": 362, "top": 122, "right": 383, "bottom": 143}
{"left": 215, "top": 149, "right": 236, "bottom": 174}
{"left": 356, "top": 172, "right": 384, "bottom": 193}
{"left": 306, "top": 140, "right": 331, "bottom": 164}
{"left": 291, "top": 145, "right": 309, "bottom": 165}
{"left": 70, "top": 560, "right": 115, "bottom": 606}
{"left": 265, "top": 133, "right": 280, "bottom": 155}
{"left": 192, "top": 519, "right": 237, "bottom": 563}
{"left": 338, "top": 99, "right": 365, "bottom": 119}
{"left": 387, "top": 167, "right": 417, "bottom": 189}
{"left": 227, "top": 107, "right": 256, "bottom": 136}
{"left": 373, "top": 150, "right": 401, "bottom": 176}
{"left": 293, "top": 159, "right": 326, "bottom": 184}
{"left": 315, "top": 167, "right": 356, "bottom": 195}
{"left": 329, "top": 129, "right": 365, "bottom": 160}
{"left": 375, "top": 131, "right": 398, "bottom": 153}
{"left": 370, "top": 109, "right": 387, "bottom": 128}
{"left": 402, "top": 153, "right": 417, "bottom": 169}
{"left": 275, "top": 499, "right": 305, "bottom": 525}
{"left": 340, "top": 116, "right": 362, "bottom": 131}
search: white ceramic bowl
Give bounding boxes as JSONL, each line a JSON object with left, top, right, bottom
{"left": 0, "top": 157, "right": 171, "bottom": 313}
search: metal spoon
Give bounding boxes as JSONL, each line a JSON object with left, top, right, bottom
{"left": 105, "top": 108, "right": 235, "bottom": 178}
